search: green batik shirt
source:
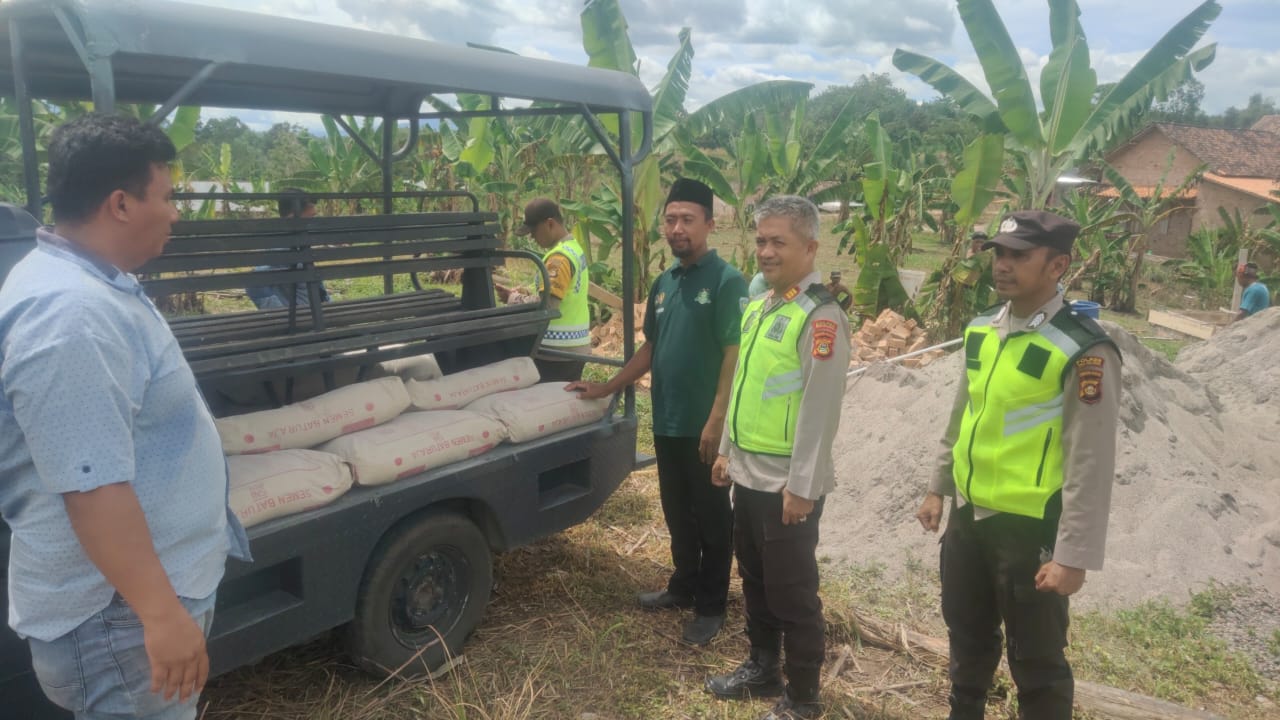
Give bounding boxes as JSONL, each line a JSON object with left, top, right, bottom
{"left": 643, "top": 250, "right": 749, "bottom": 438}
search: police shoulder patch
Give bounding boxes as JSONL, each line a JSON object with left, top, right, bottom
{"left": 1076, "top": 355, "right": 1104, "bottom": 405}
{"left": 812, "top": 318, "right": 838, "bottom": 361}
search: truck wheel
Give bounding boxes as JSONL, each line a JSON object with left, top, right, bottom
{"left": 346, "top": 512, "right": 492, "bottom": 677}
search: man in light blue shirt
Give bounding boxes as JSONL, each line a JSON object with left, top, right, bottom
{"left": 0, "top": 113, "right": 250, "bottom": 719}
{"left": 1236, "top": 262, "right": 1271, "bottom": 321}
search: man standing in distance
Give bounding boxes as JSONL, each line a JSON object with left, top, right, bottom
{"left": 916, "top": 210, "right": 1121, "bottom": 720}
{"left": 246, "top": 188, "right": 328, "bottom": 310}
{"left": 1234, "top": 262, "right": 1270, "bottom": 321}
{"left": 515, "top": 198, "right": 592, "bottom": 382}
{"left": 569, "top": 178, "right": 748, "bottom": 645}
{"left": 0, "top": 113, "right": 251, "bottom": 719}
{"left": 706, "top": 196, "right": 849, "bottom": 720}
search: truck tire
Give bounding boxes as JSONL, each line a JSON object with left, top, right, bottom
{"left": 346, "top": 511, "right": 492, "bottom": 677}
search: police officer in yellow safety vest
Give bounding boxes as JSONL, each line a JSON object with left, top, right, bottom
{"left": 708, "top": 196, "right": 850, "bottom": 720}
{"left": 515, "top": 198, "right": 591, "bottom": 382}
{"left": 915, "top": 210, "right": 1121, "bottom": 720}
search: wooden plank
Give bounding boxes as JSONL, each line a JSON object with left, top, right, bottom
{"left": 589, "top": 282, "right": 624, "bottom": 310}
{"left": 1147, "top": 309, "right": 1216, "bottom": 340}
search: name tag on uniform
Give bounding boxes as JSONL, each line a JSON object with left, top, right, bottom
{"left": 765, "top": 315, "right": 791, "bottom": 341}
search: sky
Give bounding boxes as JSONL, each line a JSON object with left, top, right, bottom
{"left": 183, "top": 0, "right": 1280, "bottom": 131}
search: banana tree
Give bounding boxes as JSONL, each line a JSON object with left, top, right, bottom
{"left": 0, "top": 97, "right": 56, "bottom": 204}
{"left": 915, "top": 130, "right": 1008, "bottom": 337}
{"left": 1057, "top": 190, "right": 1131, "bottom": 303}
{"left": 576, "top": 0, "right": 695, "bottom": 299}
{"left": 1215, "top": 205, "right": 1280, "bottom": 260}
{"left": 1178, "top": 229, "right": 1238, "bottom": 305}
{"left": 675, "top": 115, "right": 769, "bottom": 269}
{"left": 893, "top": 0, "right": 1221, "bottom": 210}
{"left": 1102, "top": 158, "right": 1204, "bottom": 311}
{"left": 837, "top": 114, "right": 935, "bottom": 263}
{"left": 295, "top": 115, "right": 382, "bottom": 213}
{"left": 835, "top": 114, "right": 939, "bottom": 319}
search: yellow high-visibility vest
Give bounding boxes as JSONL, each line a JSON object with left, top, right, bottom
{"left": 953, "top": 305, "right": 1116, "bottom": 518}
{"left": 727, "top": 284, "right": 835, "bottom": 456}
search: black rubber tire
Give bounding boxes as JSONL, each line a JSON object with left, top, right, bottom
{"left": 346, "top": 512, "right": 492, "bottom": 677}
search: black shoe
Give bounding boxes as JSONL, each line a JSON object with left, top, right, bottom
{"left": 681, "top": 614, "right": 724, "bottom": 646}
{"left": 637, "top": 589, "right": 694, "bottom": 610}
{"left": 947, "top": 686, "right": 987, "bottom": 720}
{"left": 706, "top": 653, "right": 784, "bottom": 699}
{"left": 761, "top": 692, "right": 823, "bottom": 719}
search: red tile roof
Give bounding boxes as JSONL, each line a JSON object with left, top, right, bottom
{"left": 1145, "top": 122, "right": 1280, "bottom": 178}
{"left": 1251, "top": 115, "right": 1280, "bottom": 136}
{"left": 1202, "top": 173, "right": 1280, "bottom": 203}
{"left": 1096, "top": 185, "right": 1196, "bottom": 200}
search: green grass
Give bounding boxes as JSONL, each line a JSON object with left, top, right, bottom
{"left": 1097, "top": 308, "right": 1194, "bottom": 361}
{"left": 1142, "top": 338, "right": 1188, "bottom": 362}
{"left": 900, "top": 232, "right": 954, "bottom": 275}
{"left": 1069, "top": 586, "right": 1272, "bottom": 714}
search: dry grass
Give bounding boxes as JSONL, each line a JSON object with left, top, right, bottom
{"left": 201, "top": 470, "right": 951, "bottom": 720}
{"left": 199, "top": 462, "right": 1278, "bottom": 719}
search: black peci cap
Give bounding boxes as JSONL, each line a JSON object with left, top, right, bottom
{"left": 665, "top": 177, "right": 714, "bottom": 212}
{"left": 983, "top": 210, "right": 1080, "bottom": 254}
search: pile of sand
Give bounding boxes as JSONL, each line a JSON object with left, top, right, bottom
{"left": 821, "top": 307, "right": 1280, "bottom": 608}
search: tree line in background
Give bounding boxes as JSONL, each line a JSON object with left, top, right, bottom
{"left": 1, "top": 0, "right": 1275, "bottom": 339}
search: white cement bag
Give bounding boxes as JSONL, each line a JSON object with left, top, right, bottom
{"left": 227, "top": 450, "right": 354, "bottom": 528}
{"left": 380, "top": 353, "right": 442, "bottom": 382}
{"left": 465, "top": 382, "right": 610, "bottom": 443}
{"left": 319, "top": 410, "right": 508, "bottom": 486}
{"left": 405, "top": 357, "right": 539, "bottom": 410}
{"left": 203, "top": 364, "right": 387, "bottom": 416}
{"left": 216, "top": 376, "right": 412, "bottom": 455}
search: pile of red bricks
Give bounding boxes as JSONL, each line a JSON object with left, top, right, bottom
{"left": 851, "top": 309, "right": 945, "bottom": 369}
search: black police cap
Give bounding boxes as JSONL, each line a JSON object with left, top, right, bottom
{"left": 982, "top": 210, "right": 1080, "bottom": 254}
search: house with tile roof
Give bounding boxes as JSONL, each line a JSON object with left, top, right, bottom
{"left": 1102, "top": 116, "right": 1280, "bottom": 257}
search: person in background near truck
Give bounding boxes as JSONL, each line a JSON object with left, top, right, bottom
{"left": 0, "top": 113, "right": 251, "bottom": 720}
{"left": 915, "top": 210, "right": 1121, "bottom": 720}
{"left": 514, "top": 198, "right": 592, "bottom": 382}
{"left": 246, "top": 188, "right": 330, "bottom": 310}
{"left": 1236, "top": 262, "right": 1270, "bottom": 321}
{"left": 968, "top": 230, "right": 988, "bottom": 257}
{"left": 568, "top": 178, "right": 748, "bottom": 646}
{"left": 706, "top": 196, "right": 849, "bottom": 720}
{"left": 826, "top": 270, "right": 853, "bottom": 313}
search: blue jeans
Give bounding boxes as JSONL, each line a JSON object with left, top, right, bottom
{"left": 28, "top": 594, "right": 216, "bottom": 720}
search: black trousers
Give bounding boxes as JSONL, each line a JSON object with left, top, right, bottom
{"left": 941, "top": 502, "right": 1073, "bottom": 720}
{"left": 533, "top": 357, "right": 586, "bottom": 383}
{"left": 654, "top": 435, "right": 733, "bottom": 616}
{"left": 734, "top": 484, "right": 825, "bottom": 692}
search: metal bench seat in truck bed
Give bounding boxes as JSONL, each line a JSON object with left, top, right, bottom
{"left": 137, "top": 211, "right": 554, "bottom": 389}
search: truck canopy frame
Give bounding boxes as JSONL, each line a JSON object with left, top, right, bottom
{"left": 0, "top": 0, "right": 651, "bottom": 415}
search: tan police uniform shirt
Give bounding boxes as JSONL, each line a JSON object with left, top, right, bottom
{"left": 719, "top": 272, "right": 851, "bottom": 501}
{"left": 929, "top": 292, "right": 1121, "bottom": 571}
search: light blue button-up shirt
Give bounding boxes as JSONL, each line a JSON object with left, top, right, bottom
{"left": 0, "top": 231, "right": 251, "bottom": 641}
